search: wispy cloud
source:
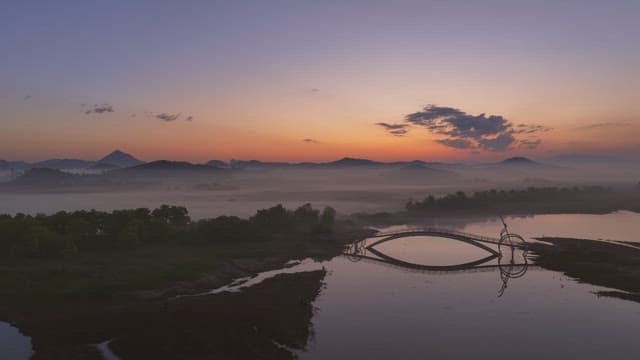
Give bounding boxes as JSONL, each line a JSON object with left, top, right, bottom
{"left": 85, "top": 104, "right": 114, "bottom": 115}
{"left": 155, "top": 112, "right": 181, "bottom": 122}
{"left": 302, "top": 138, "right": 319, "bottom": 143}
{"left": 518, "top": 139, "right": 542, "bottom": 150}
{"left": 515, "top": 124, "right": 552, "bottom": 134}
{"left": 576, "top": 121, "right": 633, "bottom": 130}
{"left": 375, "top": 122, "right": 410, "bottom": 136}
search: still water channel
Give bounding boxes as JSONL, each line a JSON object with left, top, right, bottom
{"left": 2, "top": 212, "right": 639, "bottom": 359}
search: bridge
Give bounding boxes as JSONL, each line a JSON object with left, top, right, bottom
{"left": 368, "top": 227, "right": 527, "bottom": 249}
{"left": 344, "top": 225, "right": 530, "bottom": 296}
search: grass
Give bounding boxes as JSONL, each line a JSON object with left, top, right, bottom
{"left": 0, "top": 239, "right": 311, "bottom": 304}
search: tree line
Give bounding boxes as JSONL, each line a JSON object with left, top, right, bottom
{"left": 405, "top": 186, "right": 610, "bottom": 212}
{"left": 0, "top": 204, "right": 336, "bottom": 258}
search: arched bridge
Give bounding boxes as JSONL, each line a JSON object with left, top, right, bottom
{"left": 368, "top": 227, "right": 527, "bottom": 249}
{"left": 345, "top": 225, "right": 531, "bottom": 296}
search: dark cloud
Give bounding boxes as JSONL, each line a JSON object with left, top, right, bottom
{"left": 379, "top": 104, "right": 551, "bottom": 152}
{"left": 406, "top": 106, "right": 511, "bottom": 140}
{"left": 311, "top": 88, "right": 320, "bottom": 93}
{"left": 185, "top": 115, "right": 194, "bottom": 121}
{"left": 24, "top": 95, "right": 31, "bottom": 101}
{"left": 519, "top": 139, "right": 542, "bottom": 150}
{"left": 85, "top": 104, "right": 114, "bottom": 115}
{"left": 476, "top": 132, "right": 516, "bottom": 151}
{"left": 302, "top": 138, "right": 318, "bottom": 143}
{"left": 435, "top": 138, "right": 474, "bottom": 149}
{"left": 375, "top": 122, "right": 410, "bottom": 136}
{"left": 155, "top": 113, "right": 181, "bottom": 122}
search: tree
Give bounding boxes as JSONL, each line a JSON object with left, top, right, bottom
{"left": 152, "top": 205, "right": 190, "bottom": 227}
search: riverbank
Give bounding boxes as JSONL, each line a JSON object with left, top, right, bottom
{"left": 350, "top": 187, "right": 640, "bottom": 227}
{"left": 2, "top": 270, "right": 327, "bottom": 359}
{"left": 529, "top": 237, "right": 640, "bottom": 303}
{"left": 0, "top": 222, "right": 369, "bottom": 306}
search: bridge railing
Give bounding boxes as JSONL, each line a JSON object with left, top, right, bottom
{"left": 371, "top": 227, "right": 518, "bottom": 245}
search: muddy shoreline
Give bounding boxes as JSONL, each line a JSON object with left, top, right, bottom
{"left": 3, "top": 270, "right": 328, "bottom": 359}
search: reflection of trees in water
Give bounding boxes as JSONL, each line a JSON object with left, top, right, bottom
{"left": 345, "top": 219, "right": 530, "bottom": 297}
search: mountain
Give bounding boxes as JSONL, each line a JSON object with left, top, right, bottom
{"left": 126, "top": 160, "right": 215, "bottom": 172}
{"left": 32, "top": 158, "right": 96, "bottom": 170}
{"left": 206, "top": 160, "right": 230, "bottom": 168}
{"left": 326, "top": 157, "right": 383, "bottom": 167}
{"left": 11, "top": 167, "right": 78, "bottom": 185}
{"left": 0, "top": 160, "right": 31, "bottom": 170}
{"left": 499, "top": 157, "right": 540, "bottom": 166}
{"left": 99, "top": 150, "right": 144, "bottom": 168}
{"left": 229, "top": 160, "right": 265, "bottom": 168}
{"left": 90, "top": 162, "right": 121, "bottom": 170}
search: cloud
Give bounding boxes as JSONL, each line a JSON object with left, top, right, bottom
{"left": 85, "top": 104, "right": 114, "bottom": 114}
{"left": 375, "top": 122, "right": 410, "bottom": 136}
{"left": 155, "top": 113, "right": 181, "bottom": 122}
{"left": 381, "top": 104, "right": 551, "bottom": 152}
{"left": 476, "top": 132, "right": 516, "bottom": 151}
{"left": 576, "top": 121, "right": 632, "bottom": 130}
{"left": 514, "top": 124, "right": 552, "bottom": 134}
{"left": 435, "top": 138, "right": 474, "bottom": 149}
{"left": 406, "top": 106, "right": 512, "bottom": 140}
{"left": 24, "top": 95, "right": 31, "bottom": 101}
{"left": 185, "top": 115, "right": 194, "bottom": 121}
{"left": 519, "top": 139, "right": 542, "bottom": 150}
{"left": 302, "top": 138, "right": 319, "bottom": 143}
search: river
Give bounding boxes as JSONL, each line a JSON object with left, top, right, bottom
{"left": 2, "top": 211, "right": 639, "bottom": 359}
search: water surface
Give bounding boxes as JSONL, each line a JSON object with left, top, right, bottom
{"left": 2, "top": 212, "right": 640, "bottom": 359}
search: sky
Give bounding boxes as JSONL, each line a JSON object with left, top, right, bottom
{"left": 1, "top": 0, "right": 639, "bottom": 163}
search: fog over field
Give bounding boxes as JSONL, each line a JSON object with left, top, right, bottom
{"left": 2, "top": 153, "right": 638, "bottom": 219}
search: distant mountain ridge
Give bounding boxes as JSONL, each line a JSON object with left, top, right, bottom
{"left": 0, "top": 150, "right": 144, "bottom": 171}
{"left": 499, "top": 157, "right": 539, "bottom": 166}
{"left": 326, "top": 157, "right": 383, "bottom": 167}
{"left": 33, "top": 158, "right": 96, "bottom": 170}
{"left": 126, "top": 160, "right": 215, "bottom": 172}
{"left": 13, "top": 153, "right": 632, "bottom": 173}
{"left": 98, "top": 150, "right": 144, "bottom": 168}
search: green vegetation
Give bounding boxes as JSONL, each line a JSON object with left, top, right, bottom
{"left": 405, "top": 186, "right": 640, "bottom": 214}
{"left": 0, "top": 204, "right": 344, "bottom": 303}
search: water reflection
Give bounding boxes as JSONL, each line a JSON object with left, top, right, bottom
{"left": 497, "top": 217, "right": 529, "bottom": 296}
{"left": 0, "top": 322, "right": 31, "bottom": 359}
{"left": 345, "top": 222, "right": 530, "bottom": 297}
{"left": 2, "top": 213, "right": 639, "bottom": 359}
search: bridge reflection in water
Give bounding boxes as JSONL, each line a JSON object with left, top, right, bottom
{"left": 345, "top": 221, "right": 530, "bottom": 296}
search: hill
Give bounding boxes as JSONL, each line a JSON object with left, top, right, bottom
{"left": 127, "top": 160, "right": 216, "bottom": 172}
{"left": 326, "top": 157, "right": 383, "bottom": 167}
{"left": 11, "top": 168, "right": 80, "bottom": 186}
{"left": 99, "top": 150, "right": 144, "bottom": 168}
{"left": 499, "top": 157, "right": 540, "bottom": 166}
{"left": 206, "top": 160, "right": 230, "bottom": 168}
{"left": 32, "top": 158, "right": 95, "bottom": 170}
